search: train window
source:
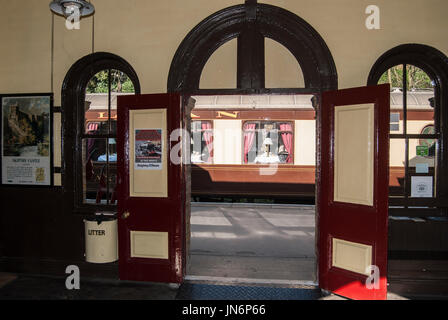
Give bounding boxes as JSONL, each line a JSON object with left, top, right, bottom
{"left": 390, "top": 113, "right": 400, "bottom": 131}
{"left": 378, "top": 64, "right": 438, "bottom": 206}
{"left": 82, "top": 69, "right": 135, "bottom": 205}
{"left": 191, "top": 120, "right": 213, "bottom": 164}
{"left": 243, "top": 121, "right": 293, "bottom": 164}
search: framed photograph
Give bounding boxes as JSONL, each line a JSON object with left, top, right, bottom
{"left": 1, "top": 93, "right": 53, "bottom": 186}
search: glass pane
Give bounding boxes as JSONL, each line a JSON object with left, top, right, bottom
{"left": 191, "top": 121, "right": 213, "bottom": 164}
{"left": 406, "top": 65, "right": 433, "bottom": 91}
{"left": 244, "top": 121, "right": 293, "bottom": 164}
{"left": 408, "top": 138, "right": 437, "bottom": 199}
{"left": 110, "top": 70, "right": 135, "bottom": 135}
{"left": 405, "top": 66, "right": 435, "bottom": 135}
{"left": 277, "top": 122, "right": 294, "bottom": 164}
{"left": 85, "top": 70, "right": 110, "bottom": 135}
{"left": 82, "top": 138, "right": 117, "bottom": 205}
{"left": 378, "top": 65, "right": 404, "bottom": 134}
{"left": 389, "top": 138, "right": 405, "bottom": 197}
{"left": 419, "top": 125, "right": 436, "bottom": 148}
{"left": 244, "top": 122, "right": 258, "bottom": 163}
{"left": 409, "top": 138, "right": 436, "bottom": 168}
{"left": 406, "top": 101, "right": 435, "bottom": 134}
{"left": 378, "top": 65, "right": 404, "bottom": 89}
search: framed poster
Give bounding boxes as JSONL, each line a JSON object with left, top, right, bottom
{"left": 1, "top": 93, "right": 53, "bottom": 186}
{"left": 134, "top": 129, "right": 163, "bottom": 170}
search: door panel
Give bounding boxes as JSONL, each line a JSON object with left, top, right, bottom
{"left": 333, "top": 104, "right": 374, "bottom": 206}
{"left": 318, "top": 84, "right": 390, "bottom": 300}
{"left": 117, "top": 93, "right": 187, "bottom": 283}
{"left": 129, "top": 109, "right": 168, "bottom": 197}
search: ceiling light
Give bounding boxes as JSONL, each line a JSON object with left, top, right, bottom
{"left": 49, "top": 0, "right": 95, "bottom": 18}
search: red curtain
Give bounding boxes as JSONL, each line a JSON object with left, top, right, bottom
{"left": 280, "top": 123, "right": 293, "bottom": 163}
{"left": 201, "top": 122, "right": 213, "bottom": 162}
{"left": 243, "top": 123, "right": 256, "bottom": 163}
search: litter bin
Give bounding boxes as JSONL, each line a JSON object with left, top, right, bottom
{"left": 84, "top": 213, "right": 118, "bottom": 263}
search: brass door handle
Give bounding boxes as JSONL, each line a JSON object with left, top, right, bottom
{"left": 121, "top": 210, "right": 130, "bottom": 219}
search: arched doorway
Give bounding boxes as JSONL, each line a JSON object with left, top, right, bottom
{"left": 166, "top": 1, "right": 338, "bottom": 283}
{"left": 116, "top": 2, "right": 391, "bottom": 300}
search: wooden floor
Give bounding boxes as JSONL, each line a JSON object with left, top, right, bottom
{"left": 0, "top": 273, "right": 17, "bottom": 288}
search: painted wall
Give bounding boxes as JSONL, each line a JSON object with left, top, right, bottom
{"left": 1, "top": 0, "right": 447, "bottom": 184}
{"left": 0, "top": 0, "right": 447, "bottom": 271}
{"left": 2, "top": 0, "right": 447, "bottom": 94}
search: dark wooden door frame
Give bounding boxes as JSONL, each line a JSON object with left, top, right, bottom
{"left": 168, "top": 1, "right": 338, "bottom": 283}
{"left": 167, "top": 1, "right": 338, "bottom": 94}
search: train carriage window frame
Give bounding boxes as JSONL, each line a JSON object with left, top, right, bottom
{"left": 242, "top": 120, "right": 294, "bottom": 164}
{"left": 62, "top": 52, "right": 141, "bottom": 214}
{"left": 0, "top": 93, "right": 54, "bottom": 187}
{"left": 191, "top": 120, "right": 213, "bottom": 164}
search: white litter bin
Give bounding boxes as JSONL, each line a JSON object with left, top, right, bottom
{"left": 84, "top": 214, "right": 118, "bottom": 263}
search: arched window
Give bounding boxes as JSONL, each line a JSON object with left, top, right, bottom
{"left": 368, "top": 44, "right": 448, "bottom": 216}
{"left": 62, "top": 53, "right": 140, "bottom": 213}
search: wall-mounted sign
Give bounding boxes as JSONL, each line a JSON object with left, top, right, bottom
{"left": 411, "top": 176, "right": 433, "bottom": 198}
{"left": 134, "top": 129, "right": 162, "bottom": 170}
{"left": 416, "top": 145, "right": 429, "bottom": 157}
{"left": 1, "top": 94, "right": 53, "bottom": 186}
{"left": 216, "top": 111, "right": 240, "bottom": 119}
{"left": 415, "top": 163, "right": 429, "bottom": 174}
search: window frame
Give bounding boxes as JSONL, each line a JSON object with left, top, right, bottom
{"left": 383, "top": 64, "right": 439, "bottom": 207}
{"left": 368, "top": 44, "right": 448, "bottom": 217}
{"left": 82, "top": 69, "right": 135, "bottom": 206}
{"left": 62, "top": 53, "right": 141, "bottom": 214}
{"left": 190, "top": 120, "right": 214, "bottom": 164}
{"left": 242, "top": 120, "right": 294, "bottom": 165}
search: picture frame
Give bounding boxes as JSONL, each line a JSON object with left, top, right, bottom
{"left": 1, "top": 93, "right": 54, "bottom": 186}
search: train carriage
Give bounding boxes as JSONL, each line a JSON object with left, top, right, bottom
{"left": 83, "top": 90, "right": 436, "bottom": 203}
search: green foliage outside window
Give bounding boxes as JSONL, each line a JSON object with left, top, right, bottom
{"left": 86, "top": 70, "right": 135, "bottom": 94}
{"left": 378, "top": 65, "right": 433, "bottom": 90}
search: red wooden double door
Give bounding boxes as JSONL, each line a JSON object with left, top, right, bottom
{"left": 116, "top": 84, "right": 390, "bottom": 300}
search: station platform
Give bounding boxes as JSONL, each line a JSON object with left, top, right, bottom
{"left": 188, "top": 202, "right": 316, "bottom": 281}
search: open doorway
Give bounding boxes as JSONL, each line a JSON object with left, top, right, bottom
{"left": 166, "top": 1, "right": 338, "bottom": 287}
{"left": 185, "top": 93, "right": 318, "bottom": 284}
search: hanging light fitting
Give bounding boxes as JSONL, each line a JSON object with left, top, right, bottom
{"left": 49, "top": 0, "right": 95, "bottom": 18}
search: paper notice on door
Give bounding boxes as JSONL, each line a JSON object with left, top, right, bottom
{"left": 411, "top": 176, "right": 433, "bottom": 198}
{"left": 134, "top": 129, "right": 163, "bottom": 170}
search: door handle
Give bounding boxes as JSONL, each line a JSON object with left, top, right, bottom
{"left": 121, "top": 210, "right": 130, "bottom": 219}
